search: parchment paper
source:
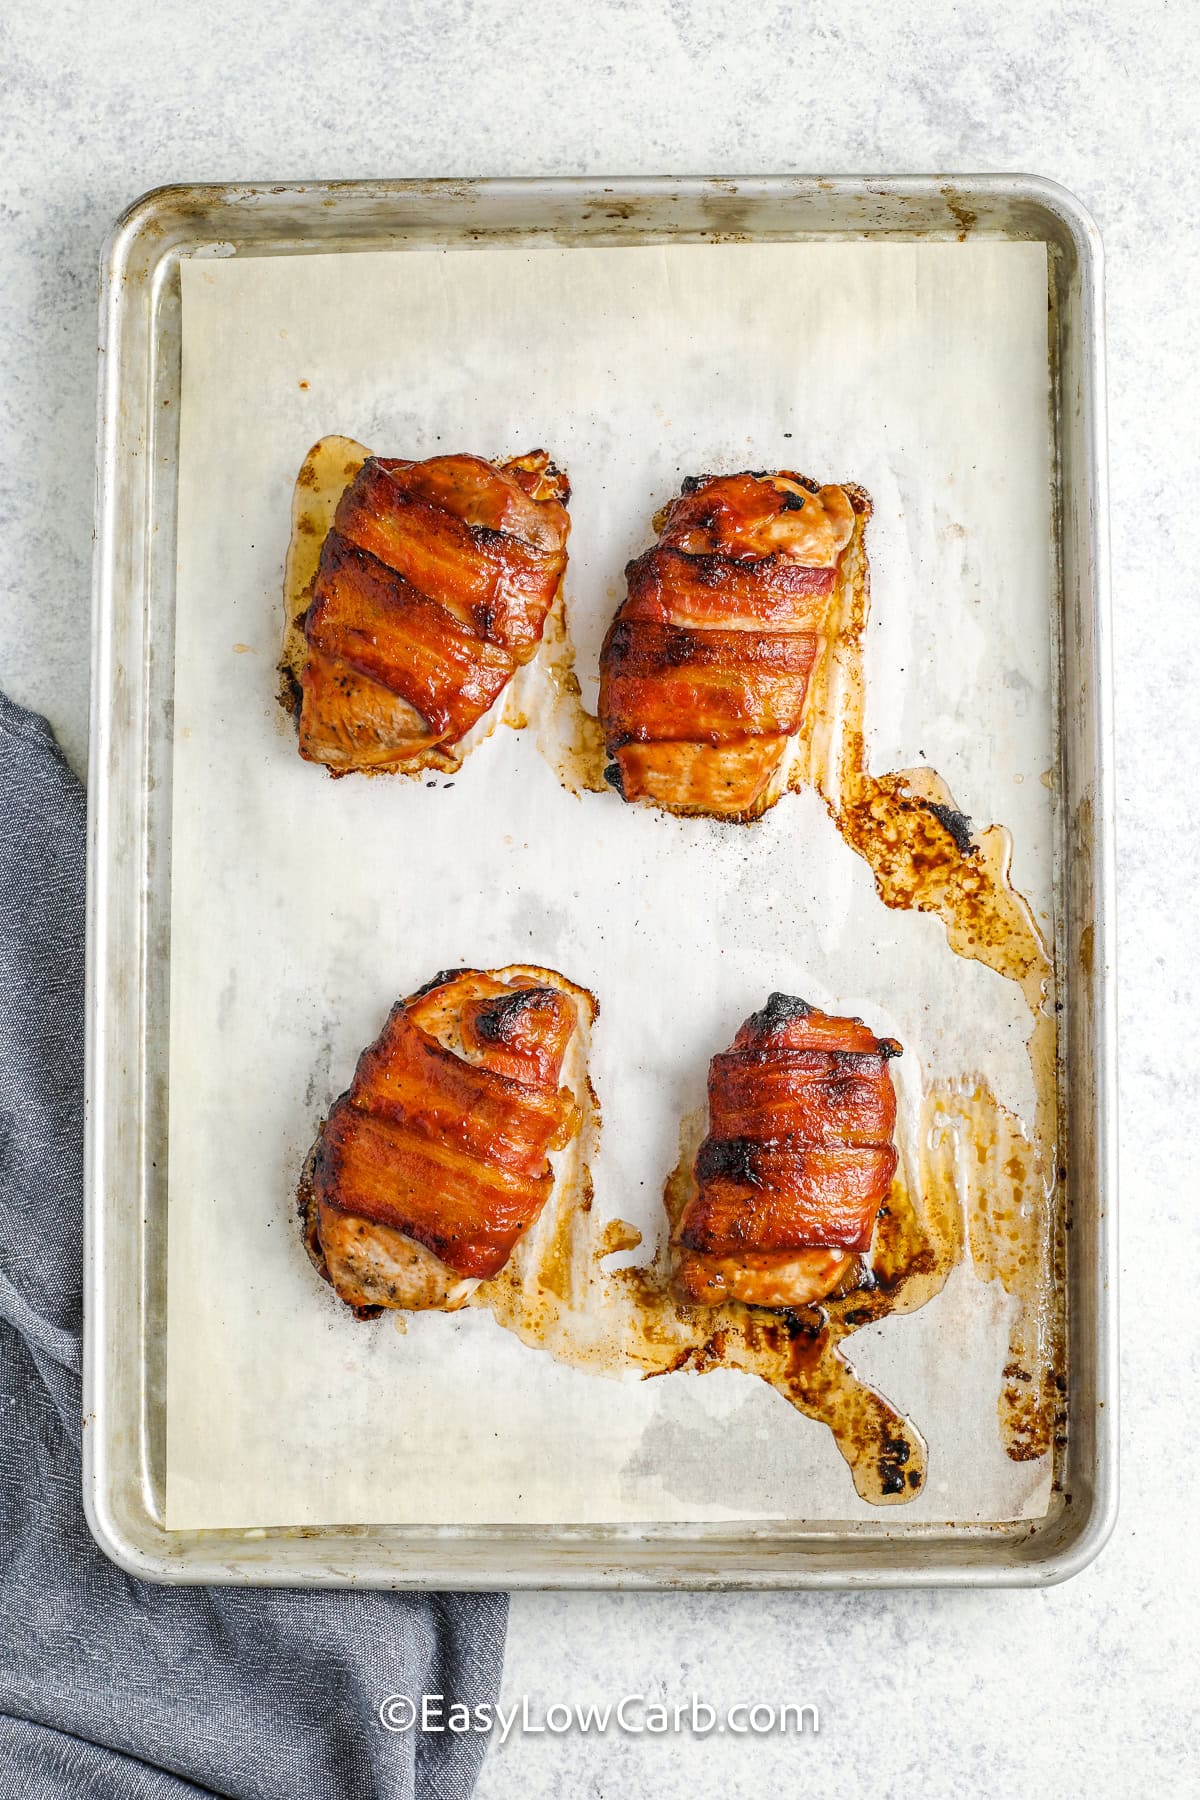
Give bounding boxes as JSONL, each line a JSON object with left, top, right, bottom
{"left": 167, "top": 241, "right": 1056, "bottom": 1529}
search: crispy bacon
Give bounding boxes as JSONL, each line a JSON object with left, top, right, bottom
{"left": 599, "top": 472, "right": 857, "bottom": 818}
{"left": 298, "top": 450, "right": 569, "bottom": 774}
{"left": 305, "top": 970, "right": 581, "bottom": 1313}
{"left": 674, "top": 993, "right": 901, "bottom": 1309}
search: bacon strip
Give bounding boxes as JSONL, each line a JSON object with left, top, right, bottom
{"left": 674, "top": 993, "right": 901, "bottom": 1309}
{"left": 305, "top": 536, "right": 514, "bottom": 741}
{"left": 602, "top": 620, "right": 820, "bottom": 743}
{"left": 599, "top": 472, "right": 858, "bottom": 818}
{"left": 308, "top": 970, "right": 581, "bottom": 1311}
{"left": 298, "top": 450, "right": 569, "bottom": 774}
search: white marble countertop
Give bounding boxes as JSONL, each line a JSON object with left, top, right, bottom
{"left": 3, "top": 1, "right": 1194, "bottom": 1791}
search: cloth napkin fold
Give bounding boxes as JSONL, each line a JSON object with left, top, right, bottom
{"left": 0, "top": 691, "right": 507, "bottom": 1800}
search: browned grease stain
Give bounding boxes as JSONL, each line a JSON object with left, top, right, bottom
{"left": 941, "top": 188, "right": 980, "bottom": 242}
{"left": 809, "top": 505, "right": 1058, "bottom": 1463}
{"left": 280, "top": 437, "right": 605, "bottom": 786}
{"left": 279, "top": 434, "right": 369, "bottom": 722}
{"left": 599, "top": 1219, "right": 644, "bottom": 1256}
{"left": 468, "top": 1072, "right": 1059, "bottom": 1504}
{"left": 943, "top": 1083, "right": 1065, "bottom": 1461}
{"left": 792, "top": 503, "right": 1053, "bottom": 1022}
{"left": 788, "top": 505, "right": 1061, "bottom": 1463}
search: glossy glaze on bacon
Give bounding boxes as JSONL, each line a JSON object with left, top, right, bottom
{"left": 303, "top": 969, "right": 583, "bottom": 1314}
{"left": 298, "top": 451, "right": 570, "bottom": 773}
{"left": 674, "top": 993, "right": 901, "bottom": 1309}
{"left": 599, "top": 472, "right": 858, "bottom": 819}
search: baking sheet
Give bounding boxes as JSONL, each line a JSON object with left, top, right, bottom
{"left": 166, "top": 240, "right": 1056, "bottom": 1529}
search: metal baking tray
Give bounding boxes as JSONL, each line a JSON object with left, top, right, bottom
{"left": 84, "top": 175, "right": 1115, "bottom": 1588}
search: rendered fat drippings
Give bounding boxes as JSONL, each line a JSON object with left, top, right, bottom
{"left": 286, "top": 450, "right": 1061, "bottom": 1502}
{"left": 789, "top": 500, "right": 1061, "bottom": 1464}
{"left": 474, "top": 1075, "right": 1056, "bottom": 1504}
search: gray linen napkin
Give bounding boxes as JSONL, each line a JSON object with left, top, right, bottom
{"left": 0, "top": 691, "right": 507, "bottom": 1799}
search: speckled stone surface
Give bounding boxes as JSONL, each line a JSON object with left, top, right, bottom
{"left": 2, "top": 0, "right": 1195, "bottom": 1792}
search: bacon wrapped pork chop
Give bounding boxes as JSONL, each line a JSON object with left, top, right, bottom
{"left": 674, "top": 993, "right": 901, "bottom": 1309}
{"left": 302, "top": 968, "right": 589, "bottom": 1314}
{"left": 599, "top": 472, "right": 859, "bottom": 818}
{"left": 297, "top": 450, "right": 570, "bottom": 774}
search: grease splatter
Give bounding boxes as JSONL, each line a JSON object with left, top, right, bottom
{"left": 466, "top": 1072, "right": 1055, "bottom": 1504}
{"left": 788, "top": 502, "right": 1061, "bottom": 1466}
